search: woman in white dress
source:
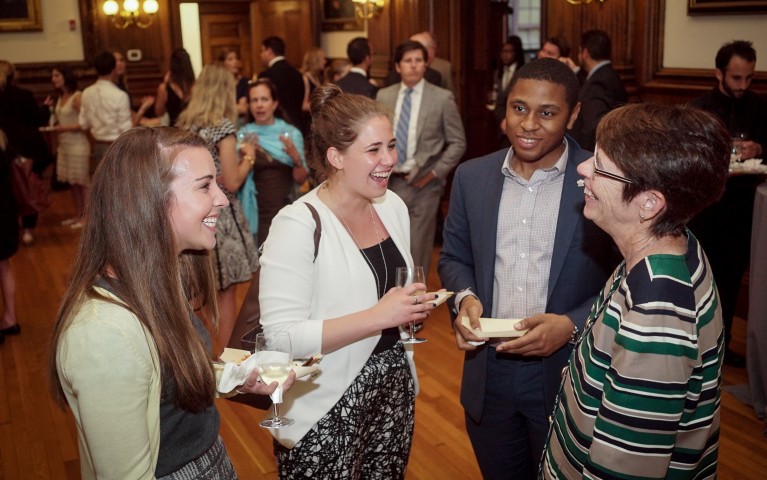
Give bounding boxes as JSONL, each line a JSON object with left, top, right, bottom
{"left": 47, "top": 66, "right": 90, "bottom": 228}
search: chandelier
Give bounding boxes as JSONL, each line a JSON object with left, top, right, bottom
{"left": 102, "top": 0, "right": 159, "bottom": 29}
{"left": 352, "top": 0, "right": 385, "bottom": 24}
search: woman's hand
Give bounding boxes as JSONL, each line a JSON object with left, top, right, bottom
{"left": 238, "top": 369, "right": 296, "bottom": 396}
{"left": 279, "top": 134, "right": 302, "bottom": 166}
{"left": 371, "top": 283, "right": 435, "bottom": 329}
{"left": 239, "top": 133, "right": 259, "bottom": 161}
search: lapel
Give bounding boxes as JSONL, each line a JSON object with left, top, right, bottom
{"left": 415, "top": 82, "right": 433, "bottom": 142}
{"left": 547, "top": 140, "right": 585, "bottom": 300}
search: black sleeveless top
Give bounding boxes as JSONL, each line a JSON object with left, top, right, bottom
{"left": 359, "top": 237, "right": 406, "bottom": 353}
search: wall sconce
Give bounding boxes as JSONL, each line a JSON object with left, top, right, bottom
{"left": 566, "top": 0, "right": 605, "bottom": 4}
{"left": 102, "top": 0, "right": 159, "bottom": 29}
{"left": 352, "top": 0, "right": 385, "bottom": 24}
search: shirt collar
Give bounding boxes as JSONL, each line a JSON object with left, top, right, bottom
{"left": 502, "top": 139, "right": 569, "bottom": 182}
{"left": 399, "top": 78, "right": 425, "bottom": 96}
{"left": 350, "top": 66, "right": 367, "bottom": 77}
{"left": 269, "top": 56, "right": 285, "bottom": 67}
{"left": 587, "top": 60, "right": 611, "bottom": 80}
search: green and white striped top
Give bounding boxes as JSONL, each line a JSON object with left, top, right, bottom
{"left": 541, "top": 232, "right": 723, "bottom": 480}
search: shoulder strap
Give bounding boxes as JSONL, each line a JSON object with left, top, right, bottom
{"left": 304, "top": 202, "right": 321, "bottom": 263}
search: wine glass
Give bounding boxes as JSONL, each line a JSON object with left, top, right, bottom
{"left": 255, "top": 331, "right": 295, "bottom": 428}
{"left": 731, "top": 135, "right": 744, "bottom": 163}
{"left": 396, "top": 266, "right": 427, "bottom": 344}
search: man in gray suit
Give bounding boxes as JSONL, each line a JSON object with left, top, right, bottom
{"left": 376, "top": 40, "right": 466, "bottom": 277}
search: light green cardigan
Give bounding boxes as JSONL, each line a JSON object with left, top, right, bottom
{"left": 57, "top": 287, "right": 162, "bottom": 480}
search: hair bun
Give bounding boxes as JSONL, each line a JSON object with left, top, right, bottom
{"left": 310, "top": 84, "right": 343, "bottom": 118}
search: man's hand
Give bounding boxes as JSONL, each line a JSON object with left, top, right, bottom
{"left": 452, "top": 296, "right": 488, "bottom": 350}
{"left": 495, "top": 313, "right": 573, "bottom": 357}
{"left": 740, "top": 140, "right": 763, "bottom": 160}
{"left": 413, "top": 170, "right": 437, "bottom": 189}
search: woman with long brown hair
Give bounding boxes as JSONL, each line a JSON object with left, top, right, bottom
{"left": 49, "top": 127, "right": 288, "bottom": 479}
{"left": 177, "top": 64, "right": 259, "bottom": 350}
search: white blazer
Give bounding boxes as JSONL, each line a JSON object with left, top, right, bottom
{"left": 259, "top": 185, "right": 418, "bottom": 447}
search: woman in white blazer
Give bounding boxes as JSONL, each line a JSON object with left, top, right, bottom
{"left": 259, "top": 84, "right": 435, "bottom": 478}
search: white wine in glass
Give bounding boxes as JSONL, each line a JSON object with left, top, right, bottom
{"left": 396, "top": 266, "right": 427, "bottom": 344}
{"left": 256, "top": 331, "right": 295, "bottom": 428}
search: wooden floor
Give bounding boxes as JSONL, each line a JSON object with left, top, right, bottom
{"left": 1, "top": 190, "right": 765, "bottom": 479}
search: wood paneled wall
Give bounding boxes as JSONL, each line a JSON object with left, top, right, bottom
{"left": 543, "top": 0, "right": 766, "bottom": 104}
{"left": 13, "top": 1, "right": 767, "bottom": 118}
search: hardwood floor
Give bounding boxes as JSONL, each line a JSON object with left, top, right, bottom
{"left": 1, "top": 190, "right": 765, "bottom": 479}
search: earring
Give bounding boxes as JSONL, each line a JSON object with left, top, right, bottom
{"left": 640, "top": 213, "right": 646, "bottom": 223}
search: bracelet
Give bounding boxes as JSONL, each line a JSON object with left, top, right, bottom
{"left": 569, "top": 324, "right": 579, "bottom": 344}
{"left": 243, "top": 154, "right": 255, "bottom": 166}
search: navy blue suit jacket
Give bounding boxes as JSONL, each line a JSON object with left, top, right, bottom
{"left": 335, "top": 71, "right": 378, "bottom": 99}
{"left": 438, "top": 138, "right": 618, "bottom": 421}
{"left": 569, "top": 63, "right": 627, "bottom": 152}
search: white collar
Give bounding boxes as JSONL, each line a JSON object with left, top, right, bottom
{"left": 268, "top": 56, "right": 286, "bottom": 68}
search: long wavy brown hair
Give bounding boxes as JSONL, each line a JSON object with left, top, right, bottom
{"left": 48, "top": 127, "right": 219, "bottom": 412}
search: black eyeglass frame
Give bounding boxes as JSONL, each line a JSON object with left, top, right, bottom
{"left": 593, "top": 152, "right": 633, "bottom": 184}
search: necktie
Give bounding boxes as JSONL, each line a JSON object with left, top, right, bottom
{"left": 396, "top": 88, "right": 413, "bottom": 166}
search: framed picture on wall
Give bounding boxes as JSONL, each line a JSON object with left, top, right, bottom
{"left": 0, "top": 0, "right": 42, "bottom": 32}
{"left": 688, "top": 0, "right": 767, "bottom": 15}
{"left": 320, "top": 0, "right": 363, "bottom": 32}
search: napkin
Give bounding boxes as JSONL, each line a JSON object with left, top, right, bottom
{"left": 216, "top": 348, "right": 321, "bottom": 395}
{"left": 217, "top": 352, "right": 260, "bottom": 394}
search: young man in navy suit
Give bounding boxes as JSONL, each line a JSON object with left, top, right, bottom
{"left": 568, "top": 29, "right": 627, "bottom": 152}
{"left": 258, "top": 36, "right": 306, "bottom": 134}
{"left": 335, "top": 37, "right": 378, "bottom": 99}
{"left": 439, "top": 58, "right": 618, "bottom": 480}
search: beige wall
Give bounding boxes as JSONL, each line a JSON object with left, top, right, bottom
{"left": 0, "top": 0, "right": 84, "bottom": 63}
{"left": 321, "top": 30, "right": 362, "bottom": 59}
{"left": 663, "top": 2, "right": 767, "bottom": 70}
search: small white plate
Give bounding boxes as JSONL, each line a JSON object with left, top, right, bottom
{"left": 460, "top": 316, "right": 528, "bottom": 338}
{"left": 220, "top": 348, "right": 319, "bottom": 379}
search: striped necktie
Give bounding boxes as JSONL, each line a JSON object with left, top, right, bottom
{"left": 396, "top": 88, "right": 413, "bottom": 166}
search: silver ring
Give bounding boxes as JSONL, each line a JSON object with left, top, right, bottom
{"left": 412, "top": 295, "right": 418, "bottom": 305}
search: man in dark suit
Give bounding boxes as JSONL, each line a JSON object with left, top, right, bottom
{"left": 688, "top": 40, "right": 767, "bottom": 368}
{"left": 258, "top": 36, "right": 306, "bottom": 134}
{"left": 438, "top": 58, "right": 618, "bottom": 480}
{"left": 335, "top": 37, "right": 378, "bottom": 98}
{"left": 569, "top": 29, "right": 627, "bottom": 152}
{"left": 377, "top": 40, "right": 466, "bottom": 278}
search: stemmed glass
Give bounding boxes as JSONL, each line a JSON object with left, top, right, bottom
{"left": 731, "top": 132, "right": 746, "bottom": 163}
{"left": 255, "top": 332, "right": 295, "bottom": 428}
{"left": 397, "top": 266, "right": 427, "bottom": 344}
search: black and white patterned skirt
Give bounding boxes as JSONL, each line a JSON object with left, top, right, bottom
{"left": 275, "top": 343, "right": 416, "bottom": 479}
{"left": 158, "top": 436, "right": 237, "bottom": 480}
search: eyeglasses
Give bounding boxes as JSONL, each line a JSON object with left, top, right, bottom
{"left": 593, "top": 153, "right": 633, "bottom": 184}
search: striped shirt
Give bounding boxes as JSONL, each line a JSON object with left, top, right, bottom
{"left": 541, "top": 232, "right": 723, "bottom": 480}
{"left": 492, "top": 142, "right": 567, "bottom": 320}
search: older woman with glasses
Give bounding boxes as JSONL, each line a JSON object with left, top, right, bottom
{"left": 540, "top": 103, "right": 730, "bottom": 479}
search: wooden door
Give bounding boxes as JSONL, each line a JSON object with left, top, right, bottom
{"left": 199, "top": 3, "right": 254, "bottom": 78}
{"left": 252, "top": 0, "right": 313, "bottom": 73}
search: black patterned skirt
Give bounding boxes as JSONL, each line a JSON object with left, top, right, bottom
{"left": 274, "top": 343, "right": 416, "bottom": 479}
{"left": 157, "top": 436, "right": 237, "bottom": 480}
